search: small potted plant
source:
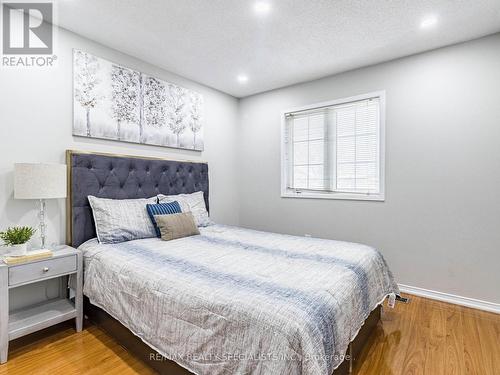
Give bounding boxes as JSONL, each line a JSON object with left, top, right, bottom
{"left": 0, "top": 226, "right": 36, "bottom": 256}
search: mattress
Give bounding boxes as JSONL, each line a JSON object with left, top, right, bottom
{"left": 80, "top": 224, "right": 399, "bottom": 375}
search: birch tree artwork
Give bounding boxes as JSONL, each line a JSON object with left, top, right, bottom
{"left": 73, "top": 50, "right": 100, "bottom": 137}
{"left": 189, "top": 92, "right": 203, "bottom": 149}
{"left": 110, "top": 65, "right": 140, "bottom": 140}
{"left": 73, "top": 49, "right": 204, "bottom": 150}
{"left": 167, "top": 84, "right": 187, "bottom": 147}
{"left": 144, "top": 77, "right": 167, "bottom": 141}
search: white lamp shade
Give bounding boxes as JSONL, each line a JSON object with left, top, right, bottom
{"left": 14, "top": 163, "right": 67, "bottom": 199}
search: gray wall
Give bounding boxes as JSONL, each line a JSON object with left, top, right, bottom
{"left": 237, "top": 33, "right": 500, "bottom": 304}
{"left": 0, "top": 25, "right": 240, "bottom": 250}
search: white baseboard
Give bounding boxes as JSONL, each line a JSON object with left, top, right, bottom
{"left": 398, "top": 283, "right": 500, "bottom": 314}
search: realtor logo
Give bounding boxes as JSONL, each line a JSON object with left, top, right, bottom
{"left": 2, "top": 2, "right": 53, "bottom": 54}
{"left": 1, "top": 1, "right": 57, "bottom": 67}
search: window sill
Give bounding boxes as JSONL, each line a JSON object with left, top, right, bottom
{"left": 281, "top": 190, "right": 385, "bottom": 201}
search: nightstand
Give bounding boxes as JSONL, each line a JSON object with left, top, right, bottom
{"left": 0, "top": 245, "right": 83, "bottom": 364}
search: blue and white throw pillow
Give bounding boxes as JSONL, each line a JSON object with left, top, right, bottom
{"left": 146, "top": 201, "right": 182, "bottom": 237}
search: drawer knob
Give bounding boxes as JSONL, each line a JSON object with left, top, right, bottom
{"left": 43, "top": 267, "right": 50, "bottom": 273}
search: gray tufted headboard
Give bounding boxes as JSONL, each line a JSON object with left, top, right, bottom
{"left": 66, "top": 150, "right": 209, "bottom": 248}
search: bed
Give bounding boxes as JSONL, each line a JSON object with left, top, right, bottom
{"left": 66, "top": 150, "right": 399, "bottom": 375}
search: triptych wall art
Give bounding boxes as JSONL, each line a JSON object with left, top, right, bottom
{"left": 73, "top": 49, "right": 204, "bottom": 151}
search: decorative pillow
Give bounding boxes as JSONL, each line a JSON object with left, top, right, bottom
{"left": 88, "top": 196, "right": 157, "bottom": 244}
{"left": 154, "top": 212, "right": 200, "bottom": 241}
{"left": 146, "top": 201, "right": 182, "bottom": 237}
{"left": 157, "top": 191, "right": 211, "bottom": 227}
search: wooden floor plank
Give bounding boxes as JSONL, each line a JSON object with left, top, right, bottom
{"left": 0, "top": 294, "right": 498, "bottom": 375}
{"left": 461, "top": 305, "right": 488, "bottom": 375}
{"left": 469, "top": 307, "right": 500, "bottom": 375}
{"left": 445, "top": 303, "right": 465, "bottom": 375}
{"left": 401, "top": 296, "right": 428, "bottom": 375}
{"left": 423, "top": 300, "right": 446, "bottom": 375}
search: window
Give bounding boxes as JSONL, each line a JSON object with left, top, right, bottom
{"left": 281, "top": 92, "right": 385, "bottom": 201}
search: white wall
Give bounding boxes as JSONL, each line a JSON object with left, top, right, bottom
{"left": 237, "top": 33, "right": 500, "bottom": 304}
{"left": 0, "top": 26, "right": 240, "bottom": 249}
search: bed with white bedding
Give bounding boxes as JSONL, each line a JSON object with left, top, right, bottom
{"left": 80, "top": 224, "right": 399, "bottom": 375}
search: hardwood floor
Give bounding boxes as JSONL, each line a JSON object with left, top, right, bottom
{"left": 0, "top": 321, "right": 156, "bottom": 375}
{"left": 0, "top": 294, "right": 498, "bottom": 375}
{"left": 354, "top": 295, "right": 500, "bottom": 375}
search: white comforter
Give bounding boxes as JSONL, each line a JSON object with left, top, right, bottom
{"left": 80, "top": 225, "right": 398, "bottom": 375}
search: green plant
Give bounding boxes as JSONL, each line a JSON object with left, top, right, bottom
{"left": 0, "top": 226, "right": 36, "bottom": 246}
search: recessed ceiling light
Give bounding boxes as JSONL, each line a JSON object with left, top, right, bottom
{"left": 237, "top": 74, "right": 249, "bottom": 84}
{"left": 420, "top": 15, "right": 438, "bottom": 29}
{"left": 254, "top": 1, "right": 271, "bottom": 15}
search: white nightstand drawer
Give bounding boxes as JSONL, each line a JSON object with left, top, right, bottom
{"left": 8, "top": 256, "right": 77, "bottom": 286}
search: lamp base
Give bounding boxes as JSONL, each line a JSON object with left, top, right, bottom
{"left": 38, "top": 199, "right": 47, "bottom": 250}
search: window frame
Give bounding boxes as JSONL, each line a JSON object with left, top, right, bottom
{"left": 280, "top": 91, "right": 386, "bottom": 201}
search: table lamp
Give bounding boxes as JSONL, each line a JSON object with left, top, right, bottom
{"left": 14, "top": 163, "right": 67, "bottom": 250}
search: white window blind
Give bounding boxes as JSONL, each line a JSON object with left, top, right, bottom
{"left": 283, "top": 93, "right": 384, "bottom": 200}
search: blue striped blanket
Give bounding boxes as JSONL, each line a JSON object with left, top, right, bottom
{"left": 81, "top": 224, "right": 398, "bottom": 374}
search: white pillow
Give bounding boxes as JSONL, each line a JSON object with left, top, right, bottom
{"left": 88, "top": 196, "right": 158, "bottom": 243}
{"left": 157, "top": 191, "right": 211, "bottom": 227}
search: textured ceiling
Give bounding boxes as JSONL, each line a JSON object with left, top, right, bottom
{"left": 55, "top": 0, "right": 500, "bottom": 97}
